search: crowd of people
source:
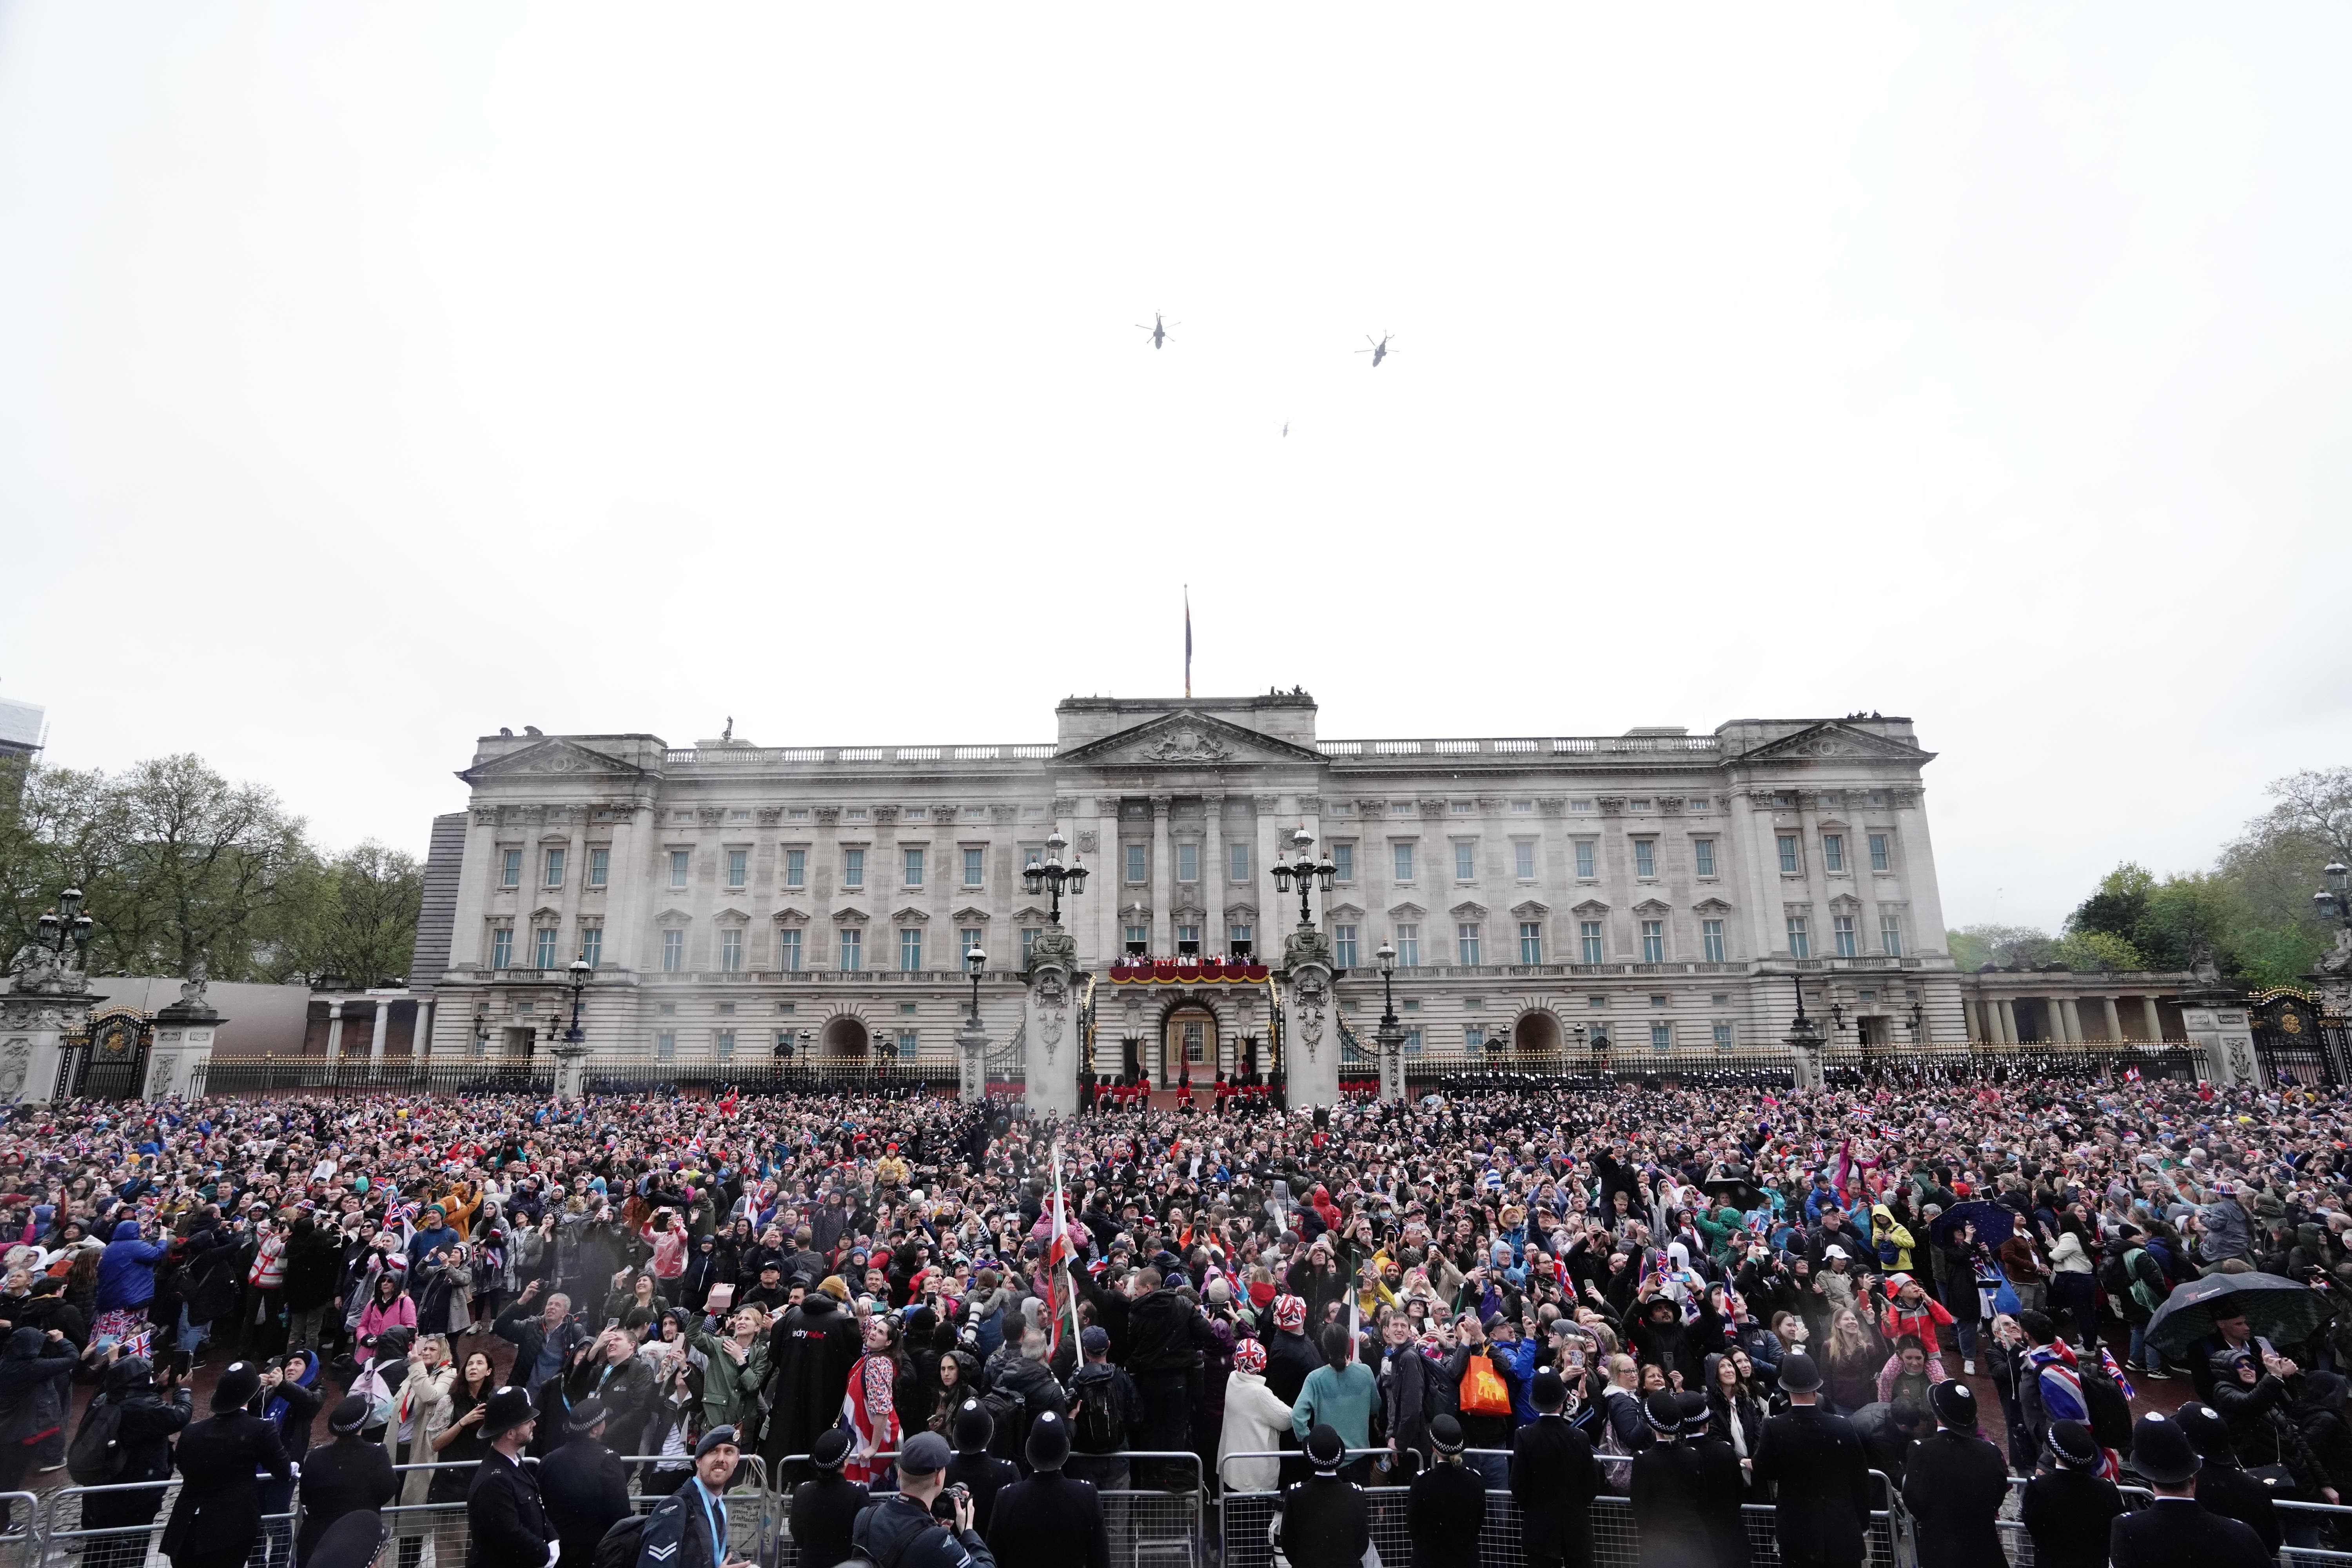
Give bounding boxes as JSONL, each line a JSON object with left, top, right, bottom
{"left": 1, "top": 1060, "right": 2351, "bottom": 1568}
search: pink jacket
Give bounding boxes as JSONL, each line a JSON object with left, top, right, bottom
{"left": 356, "top": 1294, "right": 417, "bottom": 1362}
{"left": 644, "top": 1225, "right": 687, "bottom": 1280}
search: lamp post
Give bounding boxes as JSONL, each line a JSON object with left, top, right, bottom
{"left": 958, "top": 942, "right": 989, "bottom": 1102}
{"left": 1785, "top": 974, "right": 1825, "bottom": 1091}
{"left": 29, "top": 888, "right": 94, "bottom": 976}
{"left": 1269, "top": 828, "right": 1336, "bottom": 928}
{"left": 2317, "top": 864, "right": 2352, "bottom": 934}
{"left": 1374, "top": 941, "right": 1405, "bottom": 1102}
{"left": 548, "top": 957, "right": 593, "bottom": 1098}
{"left": 1021, "top": 832, "right": 1089, "bottom": 927}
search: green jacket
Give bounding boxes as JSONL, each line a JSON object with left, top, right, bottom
{"left": 693, "top": 1330, "right": 771, "bottom": 1434}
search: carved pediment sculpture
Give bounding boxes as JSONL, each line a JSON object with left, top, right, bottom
{"left": 1144, "top": 727, "right": 1231, "bottom": 763}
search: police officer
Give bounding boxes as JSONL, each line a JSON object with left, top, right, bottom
{"left": 1511, "top": 1370, "right": 1601, "bottom": 1568}
{"left": 539, "top": 1397, "right": 630, "bottom": 1568}
{"left": 2111, "top": 1413, "right": 2269, "bottom": 1568}
{"left": 1749, "top": 1353, "right": 1872, "bottom": 1568}
{"left": 946, "top": 1399, "right": 1022, "bottom": 1537}
{"left": 985, "top": 1410, "right": 1109, "bottom": 1568}
{"left": 1630, "top": 1390, "right": 1711, "bottom": 1568}
{"left": 790, "top": 1430, "right": 870, "bottom": 1568}
{"left": 1901, "top": 1382, "right": 2007, "bottom": 1568}
{"left": 2021, "top": 1421, "right": 2123, "bottom": 1568}
{"left": 851, "top": 1432, "right": 998, "bottom": 1568}
{"left": 1407, "top": 1414, "right": 1486, "bottom": 1568}
{"left": 1279, "top": 1426, "right": 1370, "bottom": 1568}
{"left": 635, "top": 1425, "right": 754, "bottom": 1568}
{"left": 465, "top": 1386, "right": 553, "bottom": 1568}
{"left": 1681, "top": 1393, "right": 1750, "bottom": 1568}
{"left": 2172, "top": 1403, "right": 2282, "bottom": 1553}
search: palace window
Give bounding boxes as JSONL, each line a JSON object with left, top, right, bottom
{"left": 720, "top": 929, "right": 744, "bottom": 971}
{"left": 785, "top": 849, "right": 806, "bottom": 888}
{"left": 1330, "top": 844, "right": 1350, "bottom": 882}
{"left": 1633, "top": 839, "right": 1656, "bottom": 878}
{"left": 533, "top": 927, "right": 559, "bottom": 969}
{"left": 1452, "top": 800, "right": 1473, "bottom": 815}
{"left": 1457, "top": 923, "right": 1481, "bottom": 965}
{"left": 1395, "top": 924, "right": 1420, "bottom": 967}
{"left": 1511, "top": 800, "right": 1533, "bottom": 813}
{"left": 577, "top": 926, "right": 602, "bottom": 968}
{"left": 656, "top": 1031, "right": 676, "bottom": 1061}
{"left": 959, "top": 927, "right": 982, "bottom": 962}
{"left": 1022, "top": 927, "right": 1042, "bottom": 964}
{"left": 1580, "top": 921, "right": 1604, "bottom": 964}
{"left": 777, "top": 929, "right": 802, "bottom": 972}
{"left": 588, "top": 848, "right": 609, "bottom": 887}
{"left": 1689, "top": 797, "right": 1711, "bottom": 813}
{"left": 1233, "top": 842, "right": 1252, "bottom": 880}
{"left": 1570, "top": 799, "right": 1593, "bottom": 813}
{"left": 1514, "top": 842, "right": 1535, "bottom": 879}
{"left": 1126, "top": 844, "right": 1148, "bottom": 882}
{"left": 1882, "top": 913, "right": 1904, "bottom": 957}
{"left": 669, "top": 849, "right": 690, "bottom": 889}
{"left": 1178, "top": 843, "right": 1198, "bottom": 883}
{"left": 1869, "top": 834, "right": 1891, "bottom": 871}
{"left": 500, "top": 849, "right": 522, "bottom": 888}
{"left": 1455, "top": 842, "right": 1476, "bottom": 880}
{"left": 964, "top": 848, "right": 985, "bottom": 886}
{"left": 838, "top": 929, "right": 862, "bottom": 971}
{"left": 1575, "top": 841, "right": 1596, "bottom": 878}
{"left": 1229, "top": 923, "right": 1253, "bottom": 950}
{"left": 490, "top": 927, "right": 514, "bottom": 970}
{"left": 1786, "top": 916, "right": 1810, "bottom": 959}
{"left": 1465, "top": 1025, "right": 1486, "bottom": 1051}
{"left": 1823, "top": 834, "right": 1846, "bottom": 873}
{"left": 1394, "top": 844, "right": 1415, "bottom": 881}
{"left": 1693, "top": 839, "right": 1716, "bottom": 878}
{"left": 897, "top": 1031, "right": 918, "bottom": 1061}
{"left": 1519, "top": 922, "right": 1543, "bottom": 964}
{"left": 1651, "top": 1022, "right": 1671, "bottom": 1049}
{"left": 1183, "top": 1020, "right": 1205, "bottom": 1063}
{"left": 1403, "top": 1027, "right": 1423, "bottom": 1057}
{"left": 661, "top": 930, "right": 683, "bottom": 972}
{"left": 1778, "top": 836, "right": 1800, "bottom": 874}
{"left": 1833, "top": 915, "right": 1857, "bottom": 958}
{"left": 1713, "top": 1022, "right": 1733, "bottom": 1048}
{"left": 846, "top": 808, "right": 867, "bottom": 821}
{"left": 1641, "top": 920, "right": 1664, "bottom": 963}
{"left": 727, "top": 849, "right": 748, "bottom": 888}
{"left": 900, "top": 928, "right": 923, "bottom": 971}
{"left": 1334, "top": 925, "right": 1358, "bottom": 967}
{"left": 903, "top": 848, "right": 924, "bottom": 887}
{"left": 841, "top": 848, "right": 864, "bottom": 888}
{"left": 1701, "top": 919, "right": 1726, "bottom": 962}
{"left": 1176, "top": 924, "right": 1200, "bottom": 947}
{"left": 716, "top": 1031, "right": 735, "bottom": 1059}
{"left": 1123, "top": 924, "right": 1148, "bottom": 948}
{"left": 543, "top": 848, "right": 565, "bottom": 888}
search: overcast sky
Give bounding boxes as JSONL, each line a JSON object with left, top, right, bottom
{"left": 2, "top": 6, "right": 2345, "bottom": 933}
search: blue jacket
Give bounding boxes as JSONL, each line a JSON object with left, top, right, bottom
{"left": 1493, "top": 1335, "right": 1539, "bottom": 1426}
{"left": 96, "top": 1221, "right": 166, "bottom": 1313}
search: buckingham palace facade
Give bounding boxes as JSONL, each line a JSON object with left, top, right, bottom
{"left": 396, "top": 691, "right": 2076, "bottom": 1083}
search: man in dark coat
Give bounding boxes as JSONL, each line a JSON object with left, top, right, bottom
{"left": 1510, "top": 1370, "right": 1601, "bottom": 1568}
{"left": 83, "top": 1356, "right": 194, "bottom": 1568}
{"left": 2022, "top": 1421, "right": 2124, "bottom": 1568}
{"left": 790, "top": 1430, "right": 871, "bottom": 1568}
{"left": 986, "top": 1411, "right": 1110, "bottom": 1568}
{"left": 1264, "top": 1296, "right": 1322, "bottom": 1488}
{"left": 1407, "top": 1415, "right": 1486, "bottom": 1568}
{"left": 162, "top": 1362, "right": 293, "bottom": 1568}
{"left": 2111, "top": 1412, "right": 2270, "bottom": 1568}
{"left": 466, "top": 1385, "right": 554, "bottom": 1568}
{"left": 1750, "top": 1354, "right": 1872, "bottom": 1568}
{"left": 765, "top": 1282, "right": 862, "bottom": 1475}
{"left": 0, "top": 1325, "right": 74, "bottom": 1514}
{"left": 1681, "top": 1394, "right": 1751, "bottom": 1568}
{"left": 1120, "top": 1271, "right": 1221, "bottom": 1489}
{"left": 2171, "top": 1401, "right": 2284, "bottom": 1552}
{"left": 947, "top": 1400, "right": 1022, "bottom": 1537}
{"left": 852, "top": 1432, "right": 998, "bottom": 1568}
{"left": 1630, "top": 1391, "right": 1711, "bottom": 1568}
{"left": 1279, "top": 1425, "right": 1370, "bottom": 1568}
{"left": 539, "top": 1396, "right": 632, "bottom": 1568}
{"left": 297, "top": 1396, "right": 396, "bottom": 1568}
{"left": 1902, "top": 1382, "right": 2007, "bottom": 1568}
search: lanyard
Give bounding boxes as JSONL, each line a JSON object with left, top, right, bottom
{"left": 693, "top": 1479, "right": 726, "bottom": 1554}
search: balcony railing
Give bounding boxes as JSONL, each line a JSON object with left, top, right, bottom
{"left": 662, "top": 744, "right": 1057, "bottom": 766}
{"left": 1317, "top": 735, "right": 1722, "bottom": 758}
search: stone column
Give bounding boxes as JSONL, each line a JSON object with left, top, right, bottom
{"left": 325, "top": 1000, "right": 346, "bottom": 1061}
{"left": 1205, "top": 798, "right": 1227, "bottom": 953}
{"left": 1377, "top": 1018, "right": 1406, "bottom": 1104}
{"left": 1255, "top": 798, "right": 1282, "bottom": 947}
{"left": 1022, "top": 926, "right": 1082, "bottom": 1120}
{"left": 413, "top": 998, "right": 435, "bottom": 1058}
{"left": 1149, "top": 797, "right": 1173, "bottom": 954}
{"left": 956, "top": 1011, "right": 988, "bottom": 1102}
{"left": 369, "top": 1002, "right": 390, "bottom": 1061}
{"left": 1279, "top": 922, "right": 1341, "bottom": 1108}
{"left": 2101, "top": 996, "right": 2124, "bottom": 1044}
{"left": 2056, "top": 997, "right": 2081, "bottom": 1044}
{"left": 2180, "top": 980, "right": 2256, "bottom": 1087}
{"left": 2140, "top": 996, "right": 2165, "bottom": 1042}
{"left": 147, "top": 996, "right": 223, "bottom": 1100}
{"left": 1994, "top": 998, "right": 2018, "bottom": 1045}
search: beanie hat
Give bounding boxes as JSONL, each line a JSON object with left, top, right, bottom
{"left": 817, "top": 1276, "right": 852, "bottom": 1302}
{"left": 1274, "top": 1295, "right": 1307, "bottom": 1332}
{"left": 1234, "top": 1339, "right": 1268, "bottom": 1376}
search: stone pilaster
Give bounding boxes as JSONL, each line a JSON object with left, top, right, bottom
{"left": 1279, "top": 920, "right": 1340, "bottom": 1108}
{"left": 1023, "top": 925, "right": 1082, "bottom": 1120}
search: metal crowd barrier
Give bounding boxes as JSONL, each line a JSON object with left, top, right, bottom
{"left": 770, "top": 1449, "right": 1203, "bottom": 1568}
{"left": 376, "top": 1454, "right": 771, "bottom": 1568}
{"left": 1991, "top": 1474, "right": 2157, "bottom": 1567}
{"left": 1220, "top": 1451, "right": 1906, "bottom": 1568}
{"left": 2276, "top": 1498, "right": 2352, "bottom": 1568}
{"left": 39, "top": 1480, "right": 287, "bottom": 1568}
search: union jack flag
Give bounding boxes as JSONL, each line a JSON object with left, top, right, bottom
{"left": 2124, "top": 1068, "right": 2141, "bottom": 1083}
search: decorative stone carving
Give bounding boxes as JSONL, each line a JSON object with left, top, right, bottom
{"left": 696, "top": 807, "right": 724, "bottom": 825}
{"left": 756, "top": 807, "right": 784, "bottom": 826}
{"left": 178, "top": 960, "right": 209, "bottom": 1011}
{"left": 1597, "top": 797, "right": 1626, "bottom": 815}
{"left": 1141, "top": 728, "right": 1231, "bottom": 763}
{"left": 1147, "top": 795, "right": 1173, "bottom": 816}
{"left": 990, "top": 804, "right": 1020, "bottom": 822}
{"left": 1417, "top": 798, "right": 1446, "bottom": 819}
{"left": 1036, "top": 967, "right": 1069, "bottom": 1008}
{"left": 1298, "top": 795, "right": 1323, "bottom": 815}
{"left": 1658, "top": 796, "right": 1684, "bottom": 814}
{"left": 472, "top": 808, "right": 501, "bottom": 826}
{"left": 813, "top": 806, "right": 842, "bottom": 824}
{"left": 874, "top": 806, "right": 901, "bottom": 824}
{"left": 0, "top": 1042, "right": 27, "bottom": 1103}
{"left": 1052, "top": 797, "right": 1077, "bottom": 816}
{"left": 1475, "top": 797, "right": 1504, "bottom": 811}
{"left": 1075, "top": 830, "right": 1099, "bottom": 854}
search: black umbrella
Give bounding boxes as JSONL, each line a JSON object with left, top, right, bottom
{"left": 1703, "top": 1176, "right": 1762, "bottom": 1210}
{"left": 2146, "top": 1271, "right": 2334, "bottom": 1356}
{"left": 1927, "top": 1200, "right": 2014, "bottom": 1249}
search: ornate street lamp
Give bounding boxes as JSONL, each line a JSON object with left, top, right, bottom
{"left": 1374, "top": 941, "right": 1405, "bottom": 1102}
{"left": 965, "top": 943, "right": 987, "bottom": 1024}
{"left": 1268, "top": 828, "right": 1336, "bottom": 927}
{"left": 1021, "top": 831, "right": 1089, "bottom": 926}
{"left": 562, "top": 958, "right": 592, "bottom": 1047}
{"left": 2316, "top": 864, "right": 2352, "bottom": 929}
{"left": 30, "top": 887, "right": 94, "bottom": 970}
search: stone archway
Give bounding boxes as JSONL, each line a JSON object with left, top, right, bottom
{"left": 1161, "top": 1005, "right": 1219, "bottom": 1087}
{"left": 1513, "top": 1008, "right": 1564, "bottom": 1058}
{"left": 821, "top": 1015, "right": 872, "bottom": 1059}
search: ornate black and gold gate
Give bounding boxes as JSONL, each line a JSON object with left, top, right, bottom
{"left": 2250, "top": 989, "right": 2349, "bottom": 1087}
{"left": 71, "top": 1009, "right": 153, "bottom": 1101}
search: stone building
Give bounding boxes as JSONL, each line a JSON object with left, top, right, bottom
{"left": 402, "top": 693, "right": 2196, "bottom": 1087}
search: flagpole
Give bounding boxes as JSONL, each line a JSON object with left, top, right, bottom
{"left": 1183, "top": 586, "right": 1192, "bottom": 700}
{"left": 1053, "top": 1138, "right": 1082, "bottom": 1351}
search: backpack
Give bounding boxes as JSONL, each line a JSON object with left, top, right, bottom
{"left": 2078, "top": 1365, "right": 2134, "bottom": 1451}
{"left": 67, "top": 1395, "right": 126, "bottom": 1485}
{"left": 2096, "top": 1250, "right": 2131, "bottom": 1306}
{"left": 591, "top": 1514, "right": 646, "bottom": 1568}
{"left": 982, "top": 1383, "right": 1028, "bottom": 1463}
{"left": 1067, "top": 1366, "right": 1124, "bottom": 1455}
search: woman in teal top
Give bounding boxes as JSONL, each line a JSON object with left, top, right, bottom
{"left": 1290, "top": 1323, "right": 1378, "bottom": 1455}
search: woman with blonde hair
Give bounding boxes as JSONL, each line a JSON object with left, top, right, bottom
{"left": 1818, "top": 1307, "right": 1884, "bottom": 1414}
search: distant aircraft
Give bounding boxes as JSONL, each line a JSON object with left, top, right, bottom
{"left": 1281, "top": 422, "right": 1289, "bottom": 437}
{"left": 1356, "top": 332, "right": 1396, "bottom": 367}
{"left": 1137, "top": 313, "right": 1176, "bottom": 349}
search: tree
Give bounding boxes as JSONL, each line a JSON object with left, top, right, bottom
{"left": 1946, "top": 924, "right": 2058, "bottom": 970}
{"left": 2068, "top": 864, "right": 2154, "bottom": 943}
{"left": 267, "top": 842, "right": 424, "bottom": 986}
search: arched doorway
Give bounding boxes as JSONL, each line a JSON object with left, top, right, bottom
{"left": 1514, "top": 1009, "right": 1563, "bottom": 1058}
{"left": 822, "top": 1016, "right": 871, "bottom": 1060}
{"left": 1162, "top": 1006, "right": 1217, "bottom": 1087}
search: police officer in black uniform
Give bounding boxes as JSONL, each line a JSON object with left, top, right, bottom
{"left": 2172, "top": 1402, "right": 2283, "bottom": 1553}
{"left": 1749, "top": 1353, "right": 1872, "bottom": 1568}
{"left": 1901, "top": 1382, "right": 2007, "bottom": 1568}
{"left": 465, "top": 1386, "right": 553, "bottom": 1568}
{"left": 539, "top": 1397, "right": 631, "bottom": 1568}
{"left": 1407, "top": 1415, "right": 1486, "bottom": 1568}
{"left": 1681, "top": 1392, "right": 1751, "bottom": 1568}
{"left": 2111, "top": 1413, "right": 2270, "bottom": 1568}
{"left": 1278, "top": 1426, "right": 1369, "bottom": 1568}
{"left": 1511, "top": 1369, "right": 1602, "bottom": 1568}
{"left": 946, "top": 1399, "right": 1022, "bottom": 1538}
{"left": 2021, "top": 1421, "right": 2123, "bottom": 1568}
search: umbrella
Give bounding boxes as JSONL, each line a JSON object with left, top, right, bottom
{"left": 2145, "top": 1271, "right": 2334, "bottom": 1356}
{"left": 1927, "top": 1200, "right": 2014, "bottom": 1249}
{"left": 1703, "top": 1176, "right": 1762, "bottom": 1210}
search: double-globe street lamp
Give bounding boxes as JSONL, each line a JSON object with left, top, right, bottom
{"left": 1021, "top": 831, "right": 1089, "bottom": 926}
{"left": 1269, "top": 828, "right": 1336, "bottom": 928}
{"left": 2317, "top": 863, "right": 2352, "bottom": 933}
{"left": 31, "top": 888, "right": 94, "bottom": 970}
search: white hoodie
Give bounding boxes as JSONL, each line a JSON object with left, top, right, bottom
{"left": 1220, "top": 1370, "right": 1296, "bottom": 1493}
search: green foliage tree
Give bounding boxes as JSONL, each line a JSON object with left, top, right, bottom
{"left": 266, "top": 841, "right": 424, "bottom": 987}
{"left": 1946, "top": 924, "right": 2057, "bottom": 970}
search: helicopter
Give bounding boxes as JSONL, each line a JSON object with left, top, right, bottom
{"left": 1355, "top": 332, "right": 1396, "bottom": 367}
{"left": 1136, "top": 313, "right": 1177, "bottom": 350}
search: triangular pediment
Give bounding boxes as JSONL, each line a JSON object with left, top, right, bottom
{"left": 1510, "top": 900, "right": 1550, "bottom": 919}
{"left": 1692, "top": 897, "right": 1733, "bottom": 914}
{"left": 1058, "top": 709, "right": 1327, "bottom": 768}
{"left": 1449, "top": 900, "right": 1490, "bottom": 921}
{"left": 951, "top": 906, "right": 991, "bottom": 924}
{"left": 891, "top": 906, "right": 931, "bottom": 924}
{"left": 1571, "top": 898, "right": 1611, "bottom": 915}
{"left": 1388, "top": 902, "right": 1426, "bottom": 921}
{"left": 459, "top": 739, "right": 646, "bottom": 784}
{"left": 1733, "top": 722, "right": 1933, "bottom": 765}
{"left": 1632, "top": 898, "right": 1671, "bottom": 916}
